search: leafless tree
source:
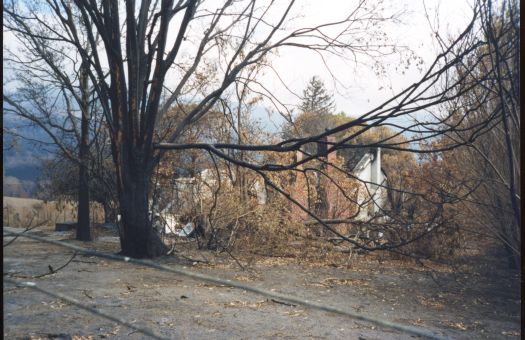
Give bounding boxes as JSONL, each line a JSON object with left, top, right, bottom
{"left": 3, "top": 6, "right": 104, "bottom": 240}
{"left": 425, "top": 0, "right": 520, "bottom": 268}
{"left": 3, "top": 0, "right": 516, "bottom": 259}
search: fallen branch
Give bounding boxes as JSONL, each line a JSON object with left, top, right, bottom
{"left": 3, "top": 219, "right": 49, "bottom": 247}
{"left": 178, "top": 253, "right": 209, "bottom": 264}
{"left": 4, "top": 252, "right": 77, "bottom": 279}
{"left": 221, "top": 247, "right": 245, "bottom": 271}
{"left": 4, "top": 278, "right": 168, "bottom": 340}
{"left": 249, "top": 251, "right": 297, "bottom": 258}
{"left": 34, "top": 252, "right": 78, "bottom": 278}
{"left": 82, "top": 289, "right": 94, "bottom": 299}
{"left": 271, "top": 298, "right": 297, "bottom": 307}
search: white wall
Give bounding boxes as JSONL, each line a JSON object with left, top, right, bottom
{"left": 354, "top": 149, "right": 387, "bottom": 220}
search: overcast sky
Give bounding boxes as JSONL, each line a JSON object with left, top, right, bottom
{"left": 3, "top": 0, "right": 475, "bottom": 128}
{"left": 256, "top": 0, "right": 475, "bottom": 123}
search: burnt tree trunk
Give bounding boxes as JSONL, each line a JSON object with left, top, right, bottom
{"left": 73, "top": 0, "right": 196, "bottom": 258}
{"left": 77, "top": 145, "right": 91, "bottom": 241}
{"left": 116, "top": 155, "right": 167, "bottom": 258}
{"left": 76, "top": 61, "right": 91, "bottom": 241}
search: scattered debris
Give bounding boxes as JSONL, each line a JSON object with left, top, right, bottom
{"left": 223, "top": 300, "right": 268, "bottom": 309}
{"left": 175, "top": 222, "right": 195, "bottom": 237}
{"left": 442, "top": 320, "right": 468, "bottom": 331}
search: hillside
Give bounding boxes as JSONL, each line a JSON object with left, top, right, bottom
{"left": 3, "top": 115, "right": 54, "bottom": 197}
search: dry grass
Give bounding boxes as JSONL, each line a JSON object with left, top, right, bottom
{"left": 3, "top": 196, "right": 105, "bottom": 230}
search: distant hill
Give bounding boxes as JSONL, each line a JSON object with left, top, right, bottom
{"left": 3, "top": 176, "right": 37, "bottom": 198}
{"left": 2, "top": 105, "right": 285, "bottom": 198}
{"left": 3, "top": 115, "right": 55, "bottom": 197}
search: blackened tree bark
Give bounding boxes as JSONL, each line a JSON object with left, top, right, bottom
{"left": 77, "top": 60, "right": 91, "bottom": 241}
{"left": 116, "top": 157, "right": 166, "bottom": 258}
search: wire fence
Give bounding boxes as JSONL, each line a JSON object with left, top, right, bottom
{"left": 3, "top": 229, "right": 452, "bottom": 340}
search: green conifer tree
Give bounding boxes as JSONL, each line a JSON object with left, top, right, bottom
{"left": 299, "top": 76, "right": 335, "bottom": 115}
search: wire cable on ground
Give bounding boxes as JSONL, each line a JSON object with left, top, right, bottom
{"left": 3, "top": 230, "right": 452, "bottom": 340}
{"left": 3, "top": 277, "right": 169, "bottom": 340}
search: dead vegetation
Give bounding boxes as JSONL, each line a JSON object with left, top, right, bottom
{"left": 3, "top": 196, "right": 106, "bottom": 236}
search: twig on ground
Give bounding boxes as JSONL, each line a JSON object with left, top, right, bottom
{"left": 82, "top": 290, "right": 94, "bottom": 299}
{"left": 4, "top": 252, "right": 78, "bottom": 279}
{"left": 4, "top": 219, "right": 49, "bottom": 247}
{"left": 222, "top": 247, "right": 245, "bottom": 271}
{"left": 271, "top": 298, "right": 297, "bottom": 307}
{"left": 4, "top": 278, "right": 168, "bottom": 340}
{"left": 178, "top": 253, "right": 209, "bottom": 264}
{"left": 249, "top": 251, "right": 296, "bottom": 258}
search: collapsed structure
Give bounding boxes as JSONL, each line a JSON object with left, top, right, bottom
{"left": 154, "top": 136, "right": 388, "bottom": 236}
{"left": 290, "top": 136, "right": 388, "bottom": 223}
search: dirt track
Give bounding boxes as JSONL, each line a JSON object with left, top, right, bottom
{"left": 3, "top": 226, "right": 521, "bottom": 339}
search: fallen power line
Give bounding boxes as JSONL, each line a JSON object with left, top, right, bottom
{"left": 4, "top": 230, "right": 452, "bottom": 340}
{"left": 3, "top": 277, "right": 169, "bottom": 340}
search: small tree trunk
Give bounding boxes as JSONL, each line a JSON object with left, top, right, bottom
{"left": 76, "top": 60, "right": 91, "bottom": 241}
{"left": 77, "top": 157, "right": 91, "bottom": 240}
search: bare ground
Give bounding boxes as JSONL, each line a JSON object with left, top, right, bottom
{"left": 3, "top": 226, "right": 521, "bottom": 340}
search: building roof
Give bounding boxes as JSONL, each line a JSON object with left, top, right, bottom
{"left": 341, "top": 147, "right": 375, "bottom": 172}
{"left": 351, "top": 153, "right": 374, "bottom": 174}
{"left": 342, "top": 147, "right": 387, "bottom": 180}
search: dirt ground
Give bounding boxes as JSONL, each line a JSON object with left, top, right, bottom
{"left": 3, "top": 225, "right": 521, "bottom": 340}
